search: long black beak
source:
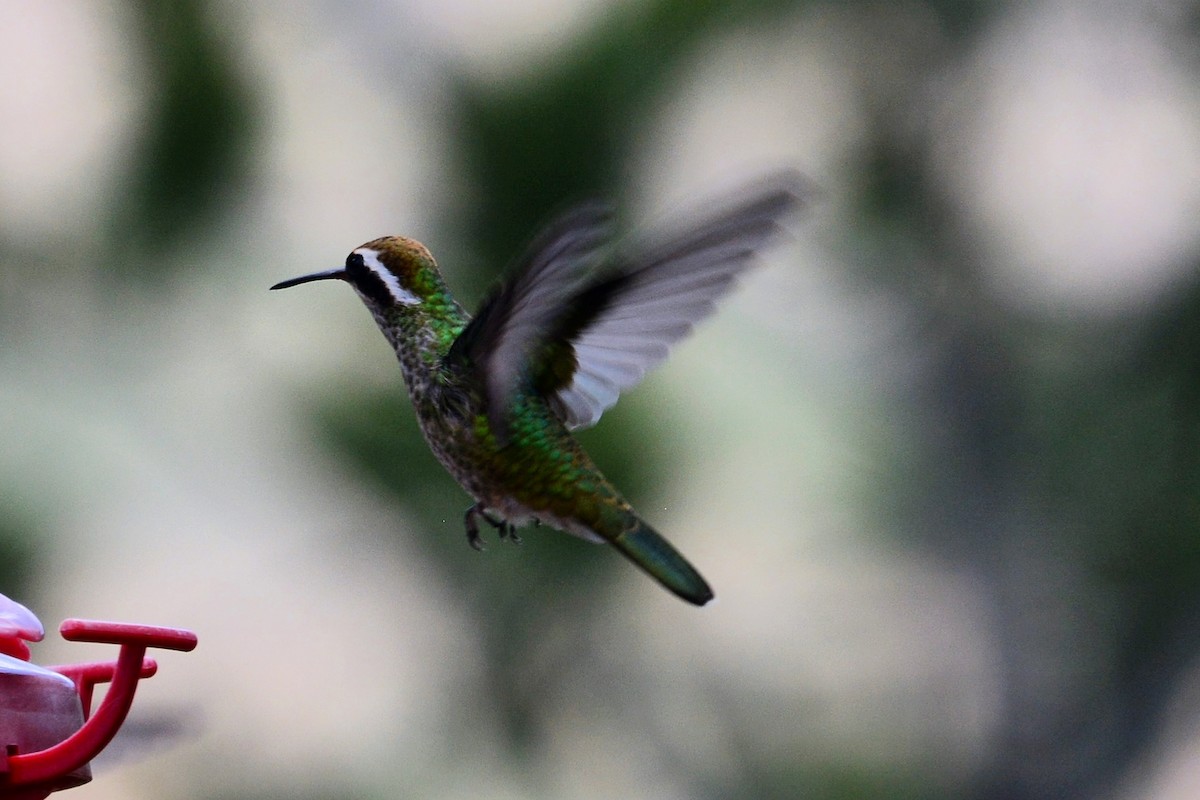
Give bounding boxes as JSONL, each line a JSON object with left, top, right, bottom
{"left": 270, "top": 268, "right": 346, "bottom": 291}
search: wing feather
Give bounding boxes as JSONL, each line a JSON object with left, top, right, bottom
{"left": 549, "top": 173, "right": 807, "bottom": 429}
{"left": 445, "top": 172, "right": 807, "bottom": 439}
{"left": 445, "top": 204, "right": 613, "bottom": 438}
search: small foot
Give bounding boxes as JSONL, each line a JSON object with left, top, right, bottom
{"left": 464, "top": 504, "right": 522, "bottom": 548}
{"left": 464, "top": 505, "right": 487, "bottom": 551}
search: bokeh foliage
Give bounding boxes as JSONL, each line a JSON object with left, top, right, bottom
{"left": 107, "top": 0, "right": 257, "bottom": 276}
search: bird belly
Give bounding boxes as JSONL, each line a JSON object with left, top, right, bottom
{"left": 416, "top": 409, "right": 610, "bottom": 544}
{"left": 407, "top": 377, "right": 621, "bottom": 546}
{"left": 485, "top": 496, "right": 607, "bottom": 544}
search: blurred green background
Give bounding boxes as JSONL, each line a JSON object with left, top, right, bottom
{"left": 3, "top": 1, "right": 1200, "bottom": 798}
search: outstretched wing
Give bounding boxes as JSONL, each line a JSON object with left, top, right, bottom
{"left": 446, "top": 203, "right": 614, "bottom": 438}
{"left": 546, "top": 173, "right": 807, "bottom": 429}
{"left": 448, "top": 172, "right": 807, "bottom": 440}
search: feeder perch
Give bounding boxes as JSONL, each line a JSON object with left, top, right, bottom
{"left": 0, "top": 594, "right": 197, "bottom": 799}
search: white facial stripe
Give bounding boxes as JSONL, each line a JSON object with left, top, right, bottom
{"left": 355, "top": 248, "right": 421, "bottom": 306}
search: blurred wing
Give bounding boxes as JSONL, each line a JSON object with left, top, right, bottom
{"left": 446, "top": 203, "right": 614, "bottom": 437}
{"left": 548, "top": 173, "right": 807, "bottom": 429}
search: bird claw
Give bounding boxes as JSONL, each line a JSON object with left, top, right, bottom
{"left": 463, "top": 504, "right": 521, "bottom": 549}
{"left": 464, "top": 506, "right": 487, "bottom": 551}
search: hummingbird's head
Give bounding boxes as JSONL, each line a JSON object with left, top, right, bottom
{"left": 270, "top": 235, "right": 446, "bottom": 313}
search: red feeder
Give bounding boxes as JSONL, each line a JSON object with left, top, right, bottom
{"left": 0, "top": 594, "right": 197, "bottom": 799}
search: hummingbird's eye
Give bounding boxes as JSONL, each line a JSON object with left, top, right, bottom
{"left": 345, "top": 247, "right": 420, "bottom": 307}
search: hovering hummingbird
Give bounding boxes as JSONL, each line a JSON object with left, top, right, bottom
{"left": 271, "top": 174, "right": 805, "bottom": 605}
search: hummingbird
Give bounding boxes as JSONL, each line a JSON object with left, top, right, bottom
{"left": 271, "top": 174, "right": 805, "bottom": 606}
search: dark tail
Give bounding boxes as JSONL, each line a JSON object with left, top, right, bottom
{"left": 610, "top": 517, "right": 714, "bottom": 606}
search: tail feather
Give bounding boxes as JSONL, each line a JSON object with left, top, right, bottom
{"left": 610, "top": 518, "right": 714, "bottom": 606}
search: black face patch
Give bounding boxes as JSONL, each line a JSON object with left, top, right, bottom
{"left": 345, "top": 252, "right": 397, "bottom": 307}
